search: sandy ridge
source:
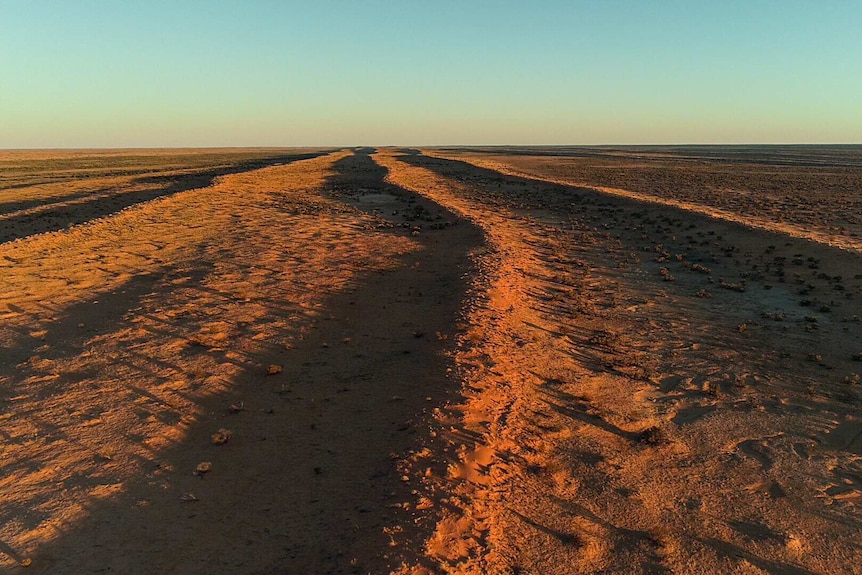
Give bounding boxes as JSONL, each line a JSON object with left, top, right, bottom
{"left": 3, "top": 150, "right": 471, "bottom": 573}
{"left": 380, "top": 149, "right": 862, "bottom": 575}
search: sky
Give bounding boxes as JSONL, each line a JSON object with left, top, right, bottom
{"left": 1, "top": 1, "right": 860, "bottom": 147}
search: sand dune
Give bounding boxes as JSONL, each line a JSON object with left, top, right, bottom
{"left": 2, "top": 147, "right": 861, "bottom": 574}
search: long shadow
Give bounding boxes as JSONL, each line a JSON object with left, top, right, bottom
{"left": 535, "top": 384, "right": 641, "bottom": 442}
{"left": 395, "top": 148, "right": 613, "bottom": 214}
{"left": 1, "top": 186, "right": 126, "bottom": 214}
{"left": 395, "top": 148, "right": 839, "bottom": 247}
{"left": 0, "top": 168, "right": 169, "bottom": 193}
{"left": 2, "top": 149, "right": 486, "bottom": 574}
{"left": 544, "top": 497, "right": 671, "bottom": 574}
{"left": 698, "top": 537, "right": 820, "bottom": 575}
{"left": 0, "top": 151, "right": 332, "bottom": 244}
{"left": 0, "top": 270, "right": 170, "bottom": 380}
{"left": 324, "top": 147, "right": 391, "bottom": 192}
{"left": 434, "top": 144, "right": 862, "bottom": 168}
{"left": 510, "top": 509, "right": 579, "bottom": 546}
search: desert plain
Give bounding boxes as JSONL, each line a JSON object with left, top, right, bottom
{"left": 1, "top": 145, "right": 861, "bottom": 574}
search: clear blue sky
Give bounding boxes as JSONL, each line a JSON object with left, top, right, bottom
{"left": 1, "top": 1, "right": 860, "bottom": 147}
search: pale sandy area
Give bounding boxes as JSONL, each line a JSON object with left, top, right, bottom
{"left": 2, "top": 147, "right": 861, "bottom": 574}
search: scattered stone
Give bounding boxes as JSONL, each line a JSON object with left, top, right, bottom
{"left": 659, "top": 267, "right": 675, "bottom": 281}
{"left": 211, "top": 428, "right": 232, "bottom": 445}
{"left": 719, "top": 280, "right": 745, "bottom": 292}
{"left": 266, "top": 364, "right": 283, "bottom": 375}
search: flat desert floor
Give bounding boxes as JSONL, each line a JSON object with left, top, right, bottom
{"left": 1, "top": 146, "right": 861, "bottom": 574}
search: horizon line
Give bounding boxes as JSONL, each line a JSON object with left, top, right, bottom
{"left": 3, "top": 142, "right": 862, "bottom": 152}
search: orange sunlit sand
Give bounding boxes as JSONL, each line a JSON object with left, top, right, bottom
{"left": 2, "top": 147, "right": 862, "bottom": 574}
